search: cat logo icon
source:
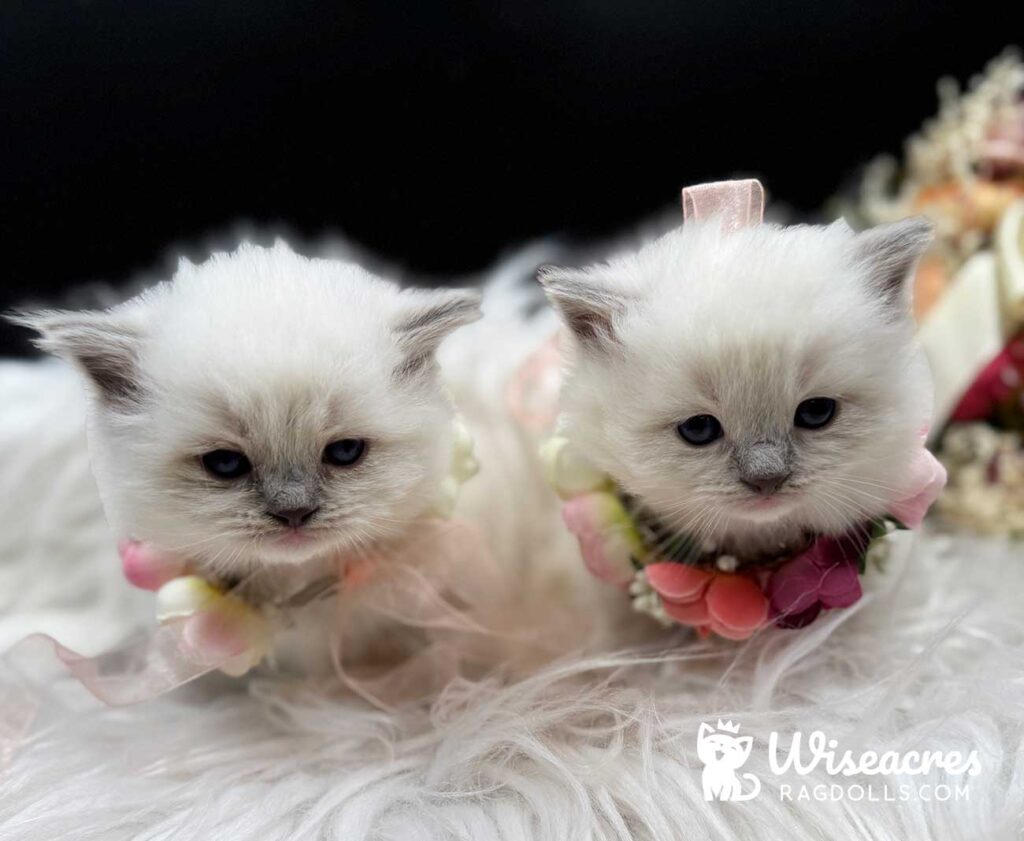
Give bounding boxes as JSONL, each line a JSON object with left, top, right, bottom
{"left": 697, "top": 720, "right": 761, "bottom": 802}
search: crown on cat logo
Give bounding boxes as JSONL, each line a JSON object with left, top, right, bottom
{"left": 716, "top": 719, "right": 741, "bottom": 734}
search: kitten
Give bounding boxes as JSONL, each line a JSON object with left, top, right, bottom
{"left": 13, "top": 242, "right": 481, "bottom": 667}
{"left": 539, "top": 216, "right": 934, "bottom": 562}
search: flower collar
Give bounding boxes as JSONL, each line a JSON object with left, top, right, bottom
{"left": 119, "top": 417, "right": 479, "bottom": 676}
{"left": 542, "top": 434, "right": 947, "bottom": 640}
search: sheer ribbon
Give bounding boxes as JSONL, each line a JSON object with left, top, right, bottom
{"left": 0, "top": 620, "right": 233, "bottom": 772}
{"left": 0, "top": 518, "right": 501, "bottom": 768}
{"left": 681, "top": 178, "right": 765, "bottom": 232}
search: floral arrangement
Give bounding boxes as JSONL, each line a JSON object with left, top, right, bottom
{"left": 840, "top": 47, "right": 1024, "bottom": 537}
{"left": 935, "top": 333, "right": 1024, "bottom": 535}
{"left": 542, "top": 435, "right": 946, "bottom": 641}
{"left": 854, "top": 49, "right": 1024, "bottom": 318}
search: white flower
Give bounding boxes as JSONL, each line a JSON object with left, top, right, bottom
{"left": 433, "top": 416, "right": 480, "bottom": 517}
{"left": 540, "top": 435, "right": 608, "bottom": 499}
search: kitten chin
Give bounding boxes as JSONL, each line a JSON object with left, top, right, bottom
{"left": 543, "top": 214, "right": 935, "bottom": 561}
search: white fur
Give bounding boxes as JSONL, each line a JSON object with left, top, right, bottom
{"left": 1, "top": 237, "right": 1017, "bottom": 839}
{"left": 0, "top": 360, "right": 146, "bottom": 654}
{"left": 544, "top": 219, "right": 933, "bottom": 557}
{"left": 2, "top": 523, "right": 1022, "bottom": 839}
{"left": 439, "top": 246, "right": 609, "bottom": 664}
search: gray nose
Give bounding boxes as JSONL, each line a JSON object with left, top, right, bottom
{"left": 741, "top": 474, "right": 789, "bottom": 495}
{"left": 267, "top": 506, "right": 319, "bottom": 528}
{"left": 736, "top": 441, "right": 792, "bottom": 496}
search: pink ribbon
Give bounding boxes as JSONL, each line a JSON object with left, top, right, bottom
{"left": 505, "top": 333, "right": 563, "bottom": 432}
{"left": 681, "top": 179, "right": 765, "bottom": 233}
{"left": 328, "top": 525, "right": 497, "bottom": 711}
{"left": 1, "top": 552, "right": 302, "bottom": 771}
{"left": 0, "top": 622, "right": 227, "bottom": 773}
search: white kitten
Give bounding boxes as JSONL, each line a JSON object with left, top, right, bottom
{"left": 540, "top": 217, "right": 934, "bottom": 559}
{"left": 15, "top": 242, "right": 480, "bottom": 606}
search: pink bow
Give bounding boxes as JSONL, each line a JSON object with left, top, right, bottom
{"left": 681, "top": 179, "right": 765, "bottom": 233}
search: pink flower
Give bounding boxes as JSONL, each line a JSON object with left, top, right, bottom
{"left": 766, "top": 536, "right": 864, "bottom": 628}
{"left": 119, "top": 539, "right": 187, "bottom": 591}
{"left": 183, "top": 610, "right": 251, "bottom": 662}
{"left": 562, "top": 492, "right": 643, "bottom": 586}
{"left": 119, "top": 541, "right": 273, "bottom": 677}
{"left": 156, "top": 575, "right": 272, "bottom": 677}
{"left": 889, "top": 446, "right": 947, "bottom": 528}
{"left": 644, "top": 563, "right": 769, "bottom": 640}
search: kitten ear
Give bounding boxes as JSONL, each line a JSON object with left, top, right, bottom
{"left": 393, "top": 288, "right": 482, "bottom": 376}
{"left": 538, "top": 266, "right": 628, "bottom": 350}
{"left": 7, "top": 306, "right": 146, "bottom": 407}
{"left": 698, "top": 722, "right": 714, "bottom": 741}
{"left": 850, "top": 217, "right": 934, "bottom": 311}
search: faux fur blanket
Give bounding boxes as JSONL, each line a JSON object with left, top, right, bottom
{"left": 1, "top": 348, "right": 1022, "bottom": 841}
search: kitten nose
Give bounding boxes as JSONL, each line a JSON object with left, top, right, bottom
{"left": 267, "top": 506, "right": 319, "bottom": 528}
{"left": 737, "top": 441, "right": 792, "bottom": 496}
{"left": 741, "top": 475, "right": 789, "bottom": 495}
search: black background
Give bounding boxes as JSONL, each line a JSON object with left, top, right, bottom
{"left": 0, "top": 0, "right": 1015, "bottom": 354}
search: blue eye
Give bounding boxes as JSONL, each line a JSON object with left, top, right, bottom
{"left": 677, "top": 415, "right": 723, "bottom": 446}
{"left": 324, "top": 439, "right": 367, "bottom": 467}
{"left": 794, "top": 398, "right": 837, "bottom": 430}
{"left": 201, "top": 449, "right": 251, "bottom": 479}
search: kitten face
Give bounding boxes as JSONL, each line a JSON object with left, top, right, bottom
{"left": 18, "top": 242, "right": 480, "bottom": 575}
{"left": 543, "top": 217, "right": 934, "bottom": 552}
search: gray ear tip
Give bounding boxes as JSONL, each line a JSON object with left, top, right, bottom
{"left": 883, "top": 215, "right": 935, "bottom": 248}
{"left": 456, "top": 287, "right": 483, "bottom": 306}
{"left": 855, "top": 215, "right": 936, "bottom": 258}
{"left": 447, "top": 287, "right": 483, "bottom": 321}
{"left": 536, "top": 264, "right": 565, "bottom": 285}
{"left": 5, "top": 307, "right": 37, "bottom": 324}
{"left": 890, "top": 216, "right": 936, "bottom": 261}
{"left": 3, "top": 310, "right": 52, "bottom": 353}
{"left": 4, "top": 308, "right": 56, "bottom": 333}
{"left": 852, "top": 215, "right": 937, "bottom": 308}
{"left": 458, "top": 289, "right": 484, "bottom": 322}
{"left": 3, "top": 309, "right": 30, "bottom": 328}
{"left": 901, "top": 215, "right": 936, "bottom": 239}
{"left": 393, "top": 287, "right": 484, "bottom": 370}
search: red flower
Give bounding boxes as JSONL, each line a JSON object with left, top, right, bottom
{"left": 765, "top": 535, "right": 865, "bottom": 629}
{"left": 643, "top": 563, "right": 769, "bottom": 640}
{"left": 950, "top": 334, "right": 1024, "bottom": 422}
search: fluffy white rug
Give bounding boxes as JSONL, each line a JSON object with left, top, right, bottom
{"left": 2, "top": 351, "right": 1024, "bottom": 840}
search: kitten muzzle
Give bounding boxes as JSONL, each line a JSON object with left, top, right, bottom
{"left": 735, "top": 441, "right": 792, "bottom": 495}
